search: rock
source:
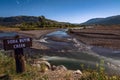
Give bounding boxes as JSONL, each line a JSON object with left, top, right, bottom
{"left": 31, "top": 59, "right": 51, "bottom": 69}
{"left": 56, "top": 65, "right": 67, "bottom": 71}
{"left": 40, "top": 63, "right": 49, "bottom": 72}
{"left": 51, "top": 65, "right": 57, "bottom": 71}
{"left": 31, "top": 63, "right": 40, "bottom": 68}
{"left": 31, "top": 59, "right": 51, "bottom": 72}
{"left": 40, "top": 61, "right": 51, "bottom": 69}
{"left": 73, "top": 70, "right": 82, "bottom": 75}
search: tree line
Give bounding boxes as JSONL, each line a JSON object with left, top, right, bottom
{"left": 17, "top": 16, "right": 81, "bottom": 30}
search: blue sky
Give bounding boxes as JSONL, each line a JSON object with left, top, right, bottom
{"left": 0, "top": 0, "right": 120, "bottom": 23}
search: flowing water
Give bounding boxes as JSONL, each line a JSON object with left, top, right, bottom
{"left": 38, "top": 29, "right": 120, "bottom": 74}
{"left": 1, "top": 30, "right": 120, "bottom": 74}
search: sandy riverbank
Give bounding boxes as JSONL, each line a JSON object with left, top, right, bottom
{"left": 18, "top": 29, "right": 58, "bottom": 50}
{"left": 68, "top": 25, "right": 120, "bottom": 50}
{"left": 18, "top": 29, "right": 58, "bottom": 39}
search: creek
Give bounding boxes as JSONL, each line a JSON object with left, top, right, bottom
{"left": 39, "top": 29, "right": 120, "bottom": 74}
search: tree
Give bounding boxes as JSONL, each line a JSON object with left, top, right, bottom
{"left": 38, "top": 16, "right": 46, "bottom": 28}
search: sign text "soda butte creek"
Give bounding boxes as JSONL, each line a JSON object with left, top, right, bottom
{"left": 3, "top": 38, "right": 32, "bottom": 50}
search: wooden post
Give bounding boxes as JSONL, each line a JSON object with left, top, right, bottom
{"left": 14, "top": 48, "right": 25, "bottom": 73}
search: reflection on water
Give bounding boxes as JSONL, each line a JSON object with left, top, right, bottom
{"left": 46, "top": 29, "right": 70, "bottom": 38}
{"left": 42, "top": 56, "right": 97, "bottom": 70}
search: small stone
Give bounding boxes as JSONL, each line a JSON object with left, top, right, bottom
{"left": 36, "top": 64, "right": 40, "bottom": 68}
{"left": 56, "top": 65, "right": 67, "bottom": 71}
{"left": 73, "top": 70, "right": 82, "bottom": 75}
{"left": 51, "top": 65, "right": 57, "bottom": 71}
{"left": 40, "top": 61, "right": 51, "bottom": 69}
{"left": 31, "top": 63, "right": 40, "bottom": 68}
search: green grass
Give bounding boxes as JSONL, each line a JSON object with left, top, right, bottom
{"left": 0, "top": 51, "right": 49, "bottom": 80}
{"left": 0, "top": 51, "right": 15, "bottom": 75}
{"left": 80, "top": 60, "right": 120, "bottom": 80}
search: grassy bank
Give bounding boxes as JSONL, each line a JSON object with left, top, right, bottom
{"left": 0, "top": 51, "right": 120, "bottom": 80}
{"left": 0, "top": 51, "right": 51, "bottom": 80}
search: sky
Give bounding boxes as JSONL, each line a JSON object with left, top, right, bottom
{"left": 0, "top": 0, "right": 120, "bottom": 23}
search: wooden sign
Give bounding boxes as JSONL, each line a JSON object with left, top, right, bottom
{"left": 3, "top": 37, "right": 32, "bottom": 50}
{"left": 2, "top": 37, "right": 32, "bottom": 73}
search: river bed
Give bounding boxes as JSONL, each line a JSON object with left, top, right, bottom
{"left": 37, "top": 29, "right": 120, "bottom": 74}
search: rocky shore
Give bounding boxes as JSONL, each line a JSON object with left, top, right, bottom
{"left": 18, "top": 29, "right": 58, "bottom": 39}
{"left": 28, "top": 58, "right": 82, "bottom": 80}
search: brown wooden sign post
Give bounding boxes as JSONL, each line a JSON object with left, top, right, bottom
{"left": 3, "top": 37, "right": 32, "bottom": 73}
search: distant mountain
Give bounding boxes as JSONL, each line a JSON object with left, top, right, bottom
{"left": 0, "top": 16, "right": 71, "bottom": 27}
{"left": 0, "top": 16, "right": 39, "bottom": 26}
{"left": 82, "top": 15, "right": 120, "bottom": 25}
{"left": 0, "top": 16, "right": 80, "bottom": 30}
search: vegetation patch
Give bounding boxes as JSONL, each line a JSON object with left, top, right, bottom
{"left": 0, "top": 51, "right": 120, "bottom": 80}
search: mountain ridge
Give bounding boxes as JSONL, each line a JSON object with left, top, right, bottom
{"left": 82, "top": 15, "right": 120, "bottom": 25}
{"left": 0, "top": 15, "right": 71, "bottom": 27}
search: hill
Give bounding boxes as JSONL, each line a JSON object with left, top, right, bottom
{"left": 82, "top": 15, "right": 120, "bottom": 25}
{"left": 0, "top": 16, "right": 39, "bottom": 26}
{"left": 0, "top": 16, "right": 78, "bottom": 30}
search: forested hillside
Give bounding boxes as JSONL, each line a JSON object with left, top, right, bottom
{"left": 0, "top": 16, "right": 79, "bottom": 30}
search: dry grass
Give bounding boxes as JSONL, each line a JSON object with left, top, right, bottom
{"left": 0, "top": 26, "right": 20, "bottom": 32}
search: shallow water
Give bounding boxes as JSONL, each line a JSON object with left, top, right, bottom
{"left": 0, "top": 32, "right": 17, "bottom": 38}
{"left": 46, "top": 29, "right": 70, "bottom": 38}
{"left": 38, "top": 29, "right": 120, "bottom": 74}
